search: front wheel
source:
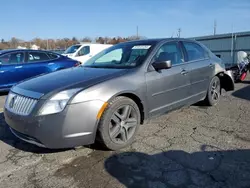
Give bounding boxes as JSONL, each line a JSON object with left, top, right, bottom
{"left": 97, "top": 96, "right": 141, "bottom": 150}
{"left": 204, "top": 76, "right": 221, "bottom": 106}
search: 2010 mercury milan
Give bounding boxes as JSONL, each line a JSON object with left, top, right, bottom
{"left": 4, "top": 38, "right": 234, "bottom": 150}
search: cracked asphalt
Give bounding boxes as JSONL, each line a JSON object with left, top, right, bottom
{"left": 0, "top": 78, "right": 250, "bottom": 188}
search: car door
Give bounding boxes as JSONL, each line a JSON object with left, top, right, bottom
{"left": 0, "top": 51, "right": 25, "bottom": 90}
{"left": 145, "top": 41, "right": 192, "bottom": 117}
{"left": 181, "top": 41, "right": 214, "bottom": 98}
{"left": 20, "top": 51, "right": 52, "bottom": 80}
{"left": 74, "top": 45, "right": 91, "bottom": 63}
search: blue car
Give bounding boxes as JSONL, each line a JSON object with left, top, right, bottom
{"left": 0, "top": 49, "right": 80, "bottom": 91}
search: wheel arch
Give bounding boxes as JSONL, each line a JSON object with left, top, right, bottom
{"left": 109, "top": 92, "right": 145, "bottom": 124}
{"left": 216, "top": 72, "right": 234, "bottom": 91}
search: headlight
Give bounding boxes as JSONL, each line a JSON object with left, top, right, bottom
{"left": 39, "top": 88, "right": 81, "bottom": 115}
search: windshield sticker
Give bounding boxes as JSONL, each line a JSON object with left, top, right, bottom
{"left": 132, "top": 45, "right": 151, "bottom": 49}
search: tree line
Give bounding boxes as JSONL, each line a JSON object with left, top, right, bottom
{"left": 0, "top": 36, "right": 145, "bottom": 50}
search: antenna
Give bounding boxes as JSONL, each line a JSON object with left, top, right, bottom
{"left": 213, "top": 20, "right": 217, "bottom": 35}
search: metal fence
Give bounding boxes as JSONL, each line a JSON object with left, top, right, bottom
{"left": 191, "top": 31, "right": 250, "bottom": 66}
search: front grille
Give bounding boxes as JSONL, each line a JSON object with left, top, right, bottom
{"left": 5, "top": 92, "right": 38, "bottom": 115}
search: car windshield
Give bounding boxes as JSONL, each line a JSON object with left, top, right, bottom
{"left": 83, "top": 42, "right": 155, "bottom": 69}
{"left": 64, "top": 45, "right": 81, "bottom": 54}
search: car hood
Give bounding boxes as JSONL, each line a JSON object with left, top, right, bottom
{"left": 14, "top": 67, "right": 128, "bottom": 99}
{"left": 62, "top": 53, "right": 74, "bottom": 57}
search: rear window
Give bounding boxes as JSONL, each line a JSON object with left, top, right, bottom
{"left": 28, "top": 52, "right": 50, "bottom": 62}
{"left": 47, "top": 52, "right": 59, "bottom": 60}
{"left": 183, "top": 42, "right": 207, "bottom": 61}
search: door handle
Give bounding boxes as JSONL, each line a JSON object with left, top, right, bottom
{"left": 209, "top": 63, "right": 214, "bottom": 68}
{"left": 15, "top": 66, "right": 23, "bottom": 69}
{"left": 181, "top": 69, "right": 188, "bottom": 75}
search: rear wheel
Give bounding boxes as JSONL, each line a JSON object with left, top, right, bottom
{"left": 97, "top": 96, "right": 141, "bottom": 150}
{"left": 204, "top": 76, "right": 221, "bottom": 106}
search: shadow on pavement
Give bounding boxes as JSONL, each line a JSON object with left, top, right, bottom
{"left": 0, "top": 112, "right": 67, "bottom": 154}
{"left": 232, "top": 85, "right": 250, "bottom": 101}
{"left": 241, "top": 80, "right": 250, "bottom": 84}
{"left": 105, "top": 146, "right": 250, "bottom": 188}
{"left": 0, "top": 91, "right": 8, "bottom": 96}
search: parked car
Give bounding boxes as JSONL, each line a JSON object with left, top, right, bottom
{"left": 0, "top": 49, "right": 80, "bottom": 91}
{"left": 62, "top": 43, "right": 112, "bottom": 64}
{"left": 4, "top": 38, "right": 234, "bottom": 150}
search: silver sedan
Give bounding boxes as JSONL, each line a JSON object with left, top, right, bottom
{"left": 4, "top": 38, "right": 234, "bottom": 150}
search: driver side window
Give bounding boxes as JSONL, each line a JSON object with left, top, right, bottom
{"left": 0, "top": 52, "right": 24, "bottom": 64}
{"left": 78, "top": 46, "right": 90, "bottom": 56}
{"left": 153, "top": 42, "right": 183, "bottom": 65}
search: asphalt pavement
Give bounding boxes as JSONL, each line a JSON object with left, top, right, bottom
{"left": 0, "top": 78, "right": 250, "bottom": 188}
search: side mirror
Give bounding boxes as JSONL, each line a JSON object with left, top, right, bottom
{"left": 152, "top": 60, "right": 172, "bottom": 70}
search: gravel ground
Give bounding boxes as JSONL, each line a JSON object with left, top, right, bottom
{"left": 0, "top": 78, "right": 250, "bottom": 188}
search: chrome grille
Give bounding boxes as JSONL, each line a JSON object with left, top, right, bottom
{"left": 5, "top": 92, "right": 38, "bottom": 116}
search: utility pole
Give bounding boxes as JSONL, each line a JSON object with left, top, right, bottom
{"left": 213, "top": 20, "right": 217, "bottom": 35}
{"left": 231, "top": 24, "right": 234, "bottom": 57}
{"left": 136, "top": 26, "right": 139, "bottom": 39}
{"left": 177, "top": 28, "right": 181, "bottom": 38}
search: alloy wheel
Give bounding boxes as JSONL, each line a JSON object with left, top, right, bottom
{"left": 109, "top": 105, "right": 138, "bottom": 144}
{"left": 211, "top": 79, "right": 220, "bottom": 101}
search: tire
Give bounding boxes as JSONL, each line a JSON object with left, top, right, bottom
{"left": 204, "top": 76, "right": 221, "bottom": 106}
{"left": 97, "top": 96, "right": 141, "bottom": 150}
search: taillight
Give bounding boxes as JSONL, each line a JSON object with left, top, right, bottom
{"left": 74, "top": 61, "right": 81, "bottom": 67}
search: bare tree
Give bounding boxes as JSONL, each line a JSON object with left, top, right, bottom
{"left": 96, "top": 37, "right": 105, "bottom": 44}
{"left": 81, "top": 37, "right": 92, "bottom": 43}
{"left": 10, "top": 37, "right": 19, "bottom": 48}
{"left": 72, "top": 37, "right": 79, "bottom": 44}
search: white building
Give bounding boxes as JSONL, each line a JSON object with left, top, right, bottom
{"left": 31, "top": 44, "right": 39, "bottom": 50}
{"left": 17, "top": 46, "right": 27, "bottom": 49}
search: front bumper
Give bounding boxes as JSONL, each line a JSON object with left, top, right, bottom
{"left": 4, "top": 100, "right": 105, "bottom": 149}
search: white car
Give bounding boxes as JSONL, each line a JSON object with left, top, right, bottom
{"left": 62, "top": 43, "right": 112, "bottom": 64}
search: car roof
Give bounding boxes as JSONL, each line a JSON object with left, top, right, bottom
{"left": 121, "top": 38, "right": 197, "bottom": 44}
{"left": 0, "top": 49, "right": 60, "bottom": 55}
{"left": 67, "top": 38, "right": 198, "bottom": 47}
{"left": 71, "top": 43, "right": 112, "bottom": 46}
